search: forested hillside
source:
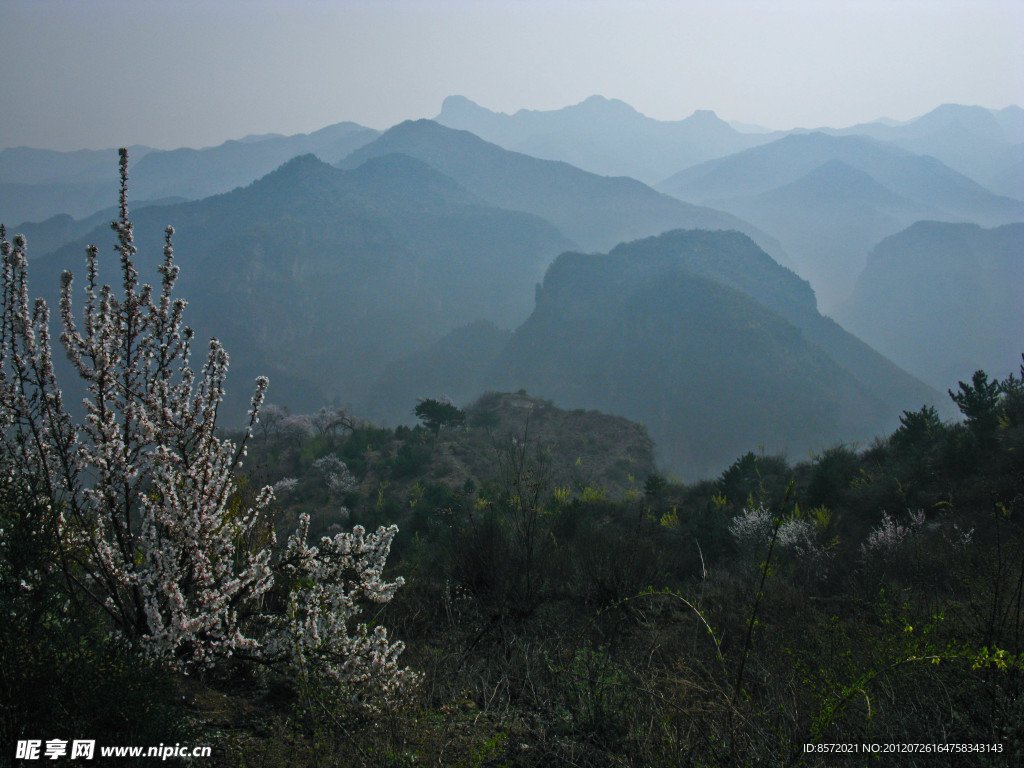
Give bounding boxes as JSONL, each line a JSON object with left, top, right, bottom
{"left": 26, "top": 153, "right": 572, "bottom": 419}
{"left": 483, "top": 229, "right": 941, "bottom": 477}
{"left": 9, "top": 334, "right": 1022, "bottom": 765}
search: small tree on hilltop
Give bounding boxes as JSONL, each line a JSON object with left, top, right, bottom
{"left": 414, "top": 396, "right": 465, "bottom": 434}
{"left": 949, "top": 369, "right": 1002, "bottom": 444}
{"left": 0, "top": 150, "right": 415, "bottom": 702}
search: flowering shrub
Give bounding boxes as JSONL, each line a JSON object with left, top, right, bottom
{"left": 272, "top": 476, "right": 300, "bottom": 495}
{"left": 313, "top": 452, "right": 357, "bottom": 496}
{"left": 0, "top": 151, "right": 414, "bottom": 702}
{"left": 729, "top": 504, "right": 823, "bottom": 561}
{"left": 310, "top": 405, "right": 352, "bottom": 438}
{"left": 265, "top": 513, "right": 419, "bottom": 704}
{"left": 861, "top": 510, "right": 926, "bottom": 557}
{"left": 279, "top": 413, "right": 316, "bottom": 442}
{"left": 728, "top": 505, "right": 775, "bottom": 546}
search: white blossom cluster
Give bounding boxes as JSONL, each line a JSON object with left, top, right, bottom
{"left": 861, "top": 510, "right": 926, "bottom": 557}
{"left": 264, "top": 513, "right": 419, "bottom": 705}
{"left": 0, "top": 232, "right": 79, "bottom": 521}
{"left": 729, "top": 504, "right": 823, "bottom": 561}
{"left": 272, "top": 476, "right": 299, "bottom": 495}
{"left": 313, "top": 452, "right": 356, "bottom": 496}
{"left": 0, "top": 151, "right": 414, "bottom": 702}
{"left": 279, "top": 413, "right": 316, "bottom": 442}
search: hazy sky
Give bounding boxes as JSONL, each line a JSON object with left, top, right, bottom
{"left": 1, "top": 0, "right": 1022, "bottom": 151}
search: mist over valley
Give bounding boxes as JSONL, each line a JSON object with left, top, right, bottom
{"left": 6, "top": 96, "right": 1020, "bottom": 477}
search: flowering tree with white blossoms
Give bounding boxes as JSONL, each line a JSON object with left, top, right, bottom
{"left": 729, "top": 504, "right": 823, "bottom": 562}
{"left": 0, "top": 150, "right": 415, "bottom": 701}
{"left": 265, "top": 514, "right": 412, "bottom": 705}
{"left": 860, "top": 510, "right": 926, "bottom": 558}
{"left": 313, "top": 452, "right": 357, "bottom": 496}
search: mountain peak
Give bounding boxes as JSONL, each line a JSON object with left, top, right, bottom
{"left": 438, "top": 95, "right": 491, "bottom": 120}
{"left": 264, "top": 152, "right": 332, "bottom": 179}
{"left": 686, "top": 109, "right": 725, "bottom": 123}
{"left": 580, "top": 94, "right": 632, "bottom": 108}
{"left": 369, "top": 119, "right": 489, "bottom": 153}
{"left": 911, "top": 103, "right": 1006, "bottom": 141}
{"left": 235, "top": 153, "right": 348, "bottom": 202}
{"left": 775, "top": 158, "right": 903, "bottom": 203}
{"left": 568, "top": 95, "right": 642, "bottom": 118}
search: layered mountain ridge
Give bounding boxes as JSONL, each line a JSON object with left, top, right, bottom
{"left": 371, "top": 229, "right": 943, "bottom": 477}
{"left": 33, "top": 152, "right": 571, "bottom": 418}
{"left": 3, "top": 96, "right": 1018, "bottom": 476}
{"left": 835, "top": 221, "right": 1024, "bottom": 390}
{"left": 434, "top": 94, "right": 778, "bottom": 184}
{"left": 658, "top": 131, "right": 1024, "bottom": 309}
{"left": 339, "top": 119, "right": 785, "bottom": 258}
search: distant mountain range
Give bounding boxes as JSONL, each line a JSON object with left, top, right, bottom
{"left": 31, "top": 153, "right": 571, "bottom": 420}
{"left": 835, "top": 221, "right": 1024, "bottom": 390}
{"left": 127, "top": 122, "right": 379, "bottom": 200}
{"left": 3, "top": 97, "right": 1019, "bottom": 476}
{"left": 657, "top": 132, "right": 1024, "bottom": 309}
{"left": 0, "top": 123, "right": 379, "bottom": 224}
{"left": 822, "top": 103, "right": 1024, "bottom": 198}
{"left": 338, "top": 119, "right": 784, "bottom": 257}
{"left": 434, "top": 94, "right": 778, "bottom": 185}
{"left": 373, "top": 230, "right": 943, "bottom": 477}
{"left": 435, "top": 97, "right": 1024, "bottom": 200}
{"left": 0, "top": 145, "right": 155, "bottom": 185}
